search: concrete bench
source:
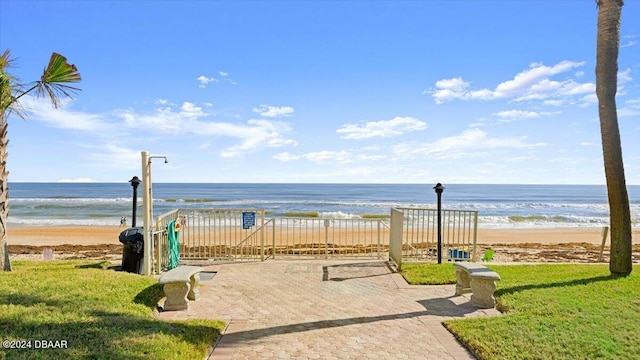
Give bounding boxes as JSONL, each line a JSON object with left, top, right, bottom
{"left": 158, "top": 265, "right": 204, "bottom": 311}
{"left": 454, "top": 262, "right": 501, "bottom": 308}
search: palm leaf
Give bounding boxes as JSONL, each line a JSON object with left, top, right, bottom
{"left": 0, "top": 50, "right": 25, "bottom": 119}
{"left": 35, "top": 52, "right": 82, "bottom": 109}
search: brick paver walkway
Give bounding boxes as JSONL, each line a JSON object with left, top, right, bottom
{"left": 157, "top": 259, "right": 500, "bottom": 359}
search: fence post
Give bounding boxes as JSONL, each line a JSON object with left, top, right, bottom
{"left": 324, "top": 219, "right": 330, "bottom": 259}
{"left": 599, "top": 226, "right": 609, "bottom": 262}
{"left": 260, "top": 210, "right": 265, "bottom": 261}
{"left": 377, "top": 220, "right": 381, "bottom": 259}
{"left": 389, "top": 209, "right": 404, "bottom": 270}
{"left": 272, "top": 218, "right": 276, "bottom": 259}
{"left": 472, "top": 212, "right": 478, "bottom": 262}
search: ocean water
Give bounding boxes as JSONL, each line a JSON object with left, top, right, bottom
{"left": 7, "top": 183, "right": 640, "bottom": 229}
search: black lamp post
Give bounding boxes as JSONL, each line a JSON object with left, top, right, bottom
{"left": 129, "top": 176, "right": 141, "bottom": 227}
{"left": 433, "top": 183, "right": 445, "bottom": 264}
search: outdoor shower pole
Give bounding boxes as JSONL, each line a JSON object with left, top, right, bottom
{"left": 433, "top": 183, "right": 445, "bottom": 264}
{"left": 141, "top": 151, "right": 152, "bottom": 276}
{"left": 129, "top": 176, "right": 141, "bottom": 227}
{"left": 141, "top": 152, "right": 168, "bottom": 276}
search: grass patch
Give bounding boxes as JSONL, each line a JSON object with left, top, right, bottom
{"left": 283, "top": 211, "right": 319, "bottom": 217}
{"left": 403, "top": 262, "right": 640, "bottom": 360}
{"left": 401, "top": 262, "right": 457, "bottom": 285}
{"left": 0, "top": 261, "right": 225, "bottom": 359}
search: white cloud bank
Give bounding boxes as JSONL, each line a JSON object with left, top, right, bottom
{"left": 273, "top": 150, "right": 352, "bottom": 164}
{"left": 19, "top": 95, "right": 298, "bottom": 160}
{"left": 393, "top": 128, "right": 534, "bottom": 160}
{"left": 427, "top": 60, "right": 594, "bottom": 104}
{"left": 336, "top": 116, "right": 427, "bottom": 139}
{"left": 253, "top": 105, "right": 295, "bottom": 118}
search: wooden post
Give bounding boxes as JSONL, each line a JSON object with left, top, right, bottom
{"left": 599, "top": 226, "right": 609, "bottom": 262}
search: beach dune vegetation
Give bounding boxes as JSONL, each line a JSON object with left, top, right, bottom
{"left": 361, "top": 214, "right": 391, "bottom": 219}
{"left": 283, "top": 211, "right": 319, "bottom": 217}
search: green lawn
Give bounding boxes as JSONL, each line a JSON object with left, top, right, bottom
{"left": 402, "top": 263, "right": 640, "bottom": 360}
{"left": 0, "top": 261, "right": 225, "bottom": 360}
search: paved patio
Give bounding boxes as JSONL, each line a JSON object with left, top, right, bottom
{"left": 156, "top": 259, "right": 501, "bottom": 359}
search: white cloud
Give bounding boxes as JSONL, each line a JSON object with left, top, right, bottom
{"left": 305, "top": 151, "right": 351, "bottom": 163}
{"left": 492, "top": 109, "right": 561, "bottom": 123}
{"left": 87, "top": 144, "right": 141, "bottom": 170}
{"left": 252, "top": 105, "right": 295, "bottom": 118}
{"left": 494, "top": 110, "right": 541, "bottom": 120}
{"left": 272, "top": 152, "right": 301, "bottom": 161}
{"left": 427, "top": 60, "right": 590, "bottom": 105}
{"left": 619, "top": 98, "right": 640, "bottom": 117}
{"left": 621, "top": 40, "right": 637, "bottom": 48}
{"left": 273, "top": 150, "right": 351, "bottom": 164}
{"left": 426, "top": 77, "right": 470, "bottom": 104}
{"left": 197, "top": 75, "right": 219, "bottom": 88}
{"left": 17, "top": 96, "right": 111, "bottom": 132}
{"left": 219, "top": 119, "right": 297, "bottom": 158}
{"left": 393, "top": 128, "right": 531, "bottom": 160}
{"left": 494, "top": 61, "right": 584, "bottom": 98}
{"left": 337, "top": 116, "right": 427, "bottom": 139}
{"left": 219, "top": 71, "right": 229, "bottom": 77}
{"left": 356, "top": 154, "right": 388, "bottom": 161}
{"left": 6, "top": 97, "right": 241, "bottom": 174}
{"left": 543, "top": 99, "right": 565, "bottom": 106}
{"left": 618, "top": 68, "right": 632, "bottom": 84}
{"left": 180, "top": 102, "right": 206, "bottom": 117}
{"left": 117, "top": 102, "right": 297, "bottom": 157}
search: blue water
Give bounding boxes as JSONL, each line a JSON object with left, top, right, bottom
{"left": 7, "top": 183, "right": 640, "bottom": 228}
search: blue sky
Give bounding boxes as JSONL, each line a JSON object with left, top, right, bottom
{"left": 1, "top": 1, "right": 639, "bottom": 184}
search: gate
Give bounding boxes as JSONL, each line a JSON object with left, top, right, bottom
{"left": 153, "top": 209, "right": 268, "bottom": 273}
{"left": 270, "top": 217, "right": 389, "bottom": 259}
{"left": 389, "top": 208, "right": 478, "bottom": 269}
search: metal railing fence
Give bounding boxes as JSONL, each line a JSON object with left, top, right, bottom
{"left": 152, "top": 207, "right": 478, "bottom": 274}
{"left": 269, "top": 217, "right": 389, "bottom": 259}
{"left": 397, "top": 207, "right": 478, "bottom": 262}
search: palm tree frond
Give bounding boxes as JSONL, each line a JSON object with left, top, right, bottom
{"left": 35, "top": 52, "right": 82, "bottom": 109}
{"left": 1, "top": 50, "right": 24, "bottom": 118}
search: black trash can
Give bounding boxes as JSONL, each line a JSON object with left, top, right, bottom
{"left": 119, "top": 227, "right": 144, "bottom": 274}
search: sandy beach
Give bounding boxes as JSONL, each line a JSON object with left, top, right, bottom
{"left": 5, "top": 225, "right": 640, "bottom": 263}
{"left": 8, "top": 225, "right": 640, "bottom": 246}
{"left": 8, "top": 226, "right": 124, "bottom": 246}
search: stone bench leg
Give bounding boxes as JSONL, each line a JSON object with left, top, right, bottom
{"left": 470, "top": 278, "right": 497, "bottom": 308}
{"left": 455, "top": 268, "right": 472, "bottom": 295}
{"left": 163, "top": 281, "right": 191, "bottom": 311}
{"left": 188, "top": 273, "right": 201, "bottom": 301}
